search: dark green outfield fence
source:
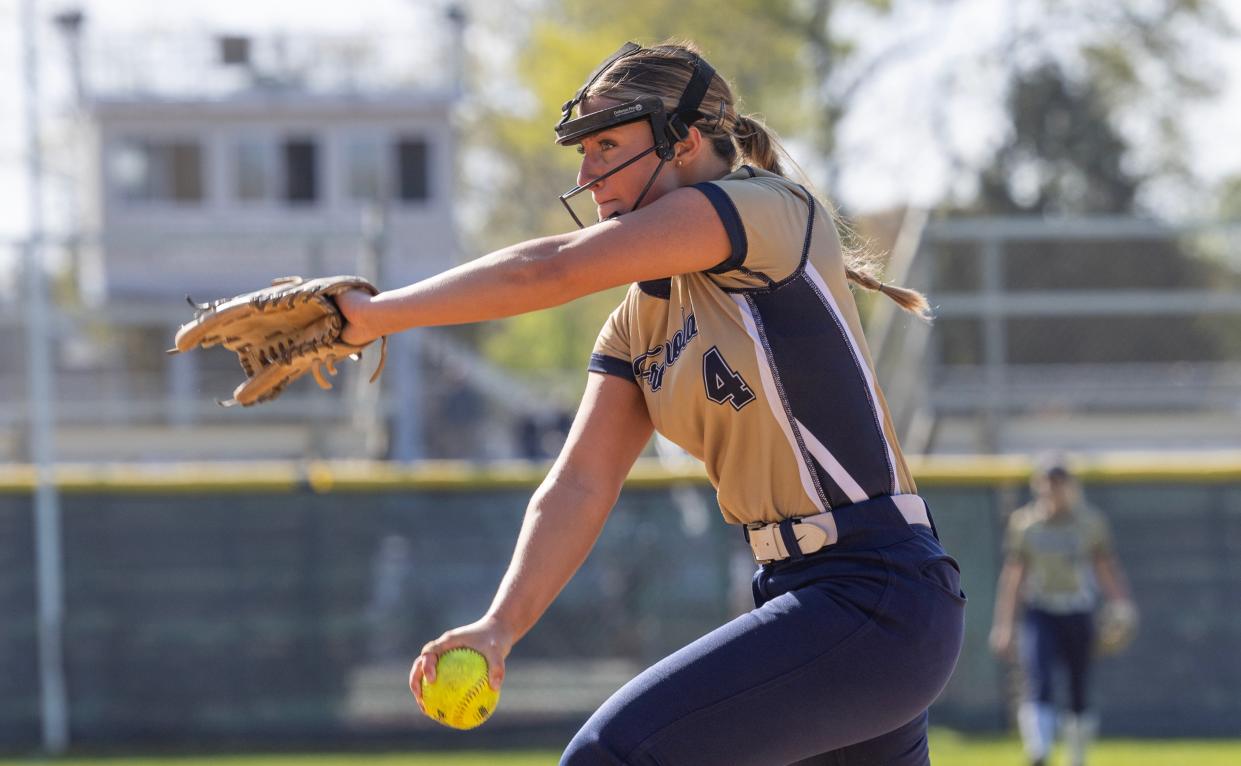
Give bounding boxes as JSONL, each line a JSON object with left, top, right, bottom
{"left": 2, "top": 456, "right": 1239, "bottom": 749}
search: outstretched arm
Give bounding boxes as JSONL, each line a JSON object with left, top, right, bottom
{"left": 338, "top": 187, "right": 728, "bottom": 343}
{"left": 410, "top": 372, "right": 653, "bottom": 705}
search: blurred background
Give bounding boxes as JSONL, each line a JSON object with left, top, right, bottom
{"left": 1, "top": 0, "right": 1239, "bottom": 762}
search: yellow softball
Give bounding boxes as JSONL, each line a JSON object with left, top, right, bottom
{"left": 420, "top": 648, "right": 500, "bottom": 730}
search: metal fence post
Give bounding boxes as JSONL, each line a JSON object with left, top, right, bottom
{"left": 21, "top": 0, "right": 70, "bottom": 752}
{"left": 980, "top": 237, "right": 1007, "bottom": 452}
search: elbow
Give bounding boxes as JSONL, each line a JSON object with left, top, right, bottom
{"left": 539, "top": 462, "right": 620, "bottom": 521}
{"left": 542, "top": 233, "right": 593, "bottom": 295}
{"left": 509, "top": 236, "right": 579, "bottom": 300}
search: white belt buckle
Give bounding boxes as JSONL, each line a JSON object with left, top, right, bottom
{"left": 747, "top": 497, "right": 927, "bottom": 565}
{"left": 748, "top": 516, "right": 835, "bottom": 563}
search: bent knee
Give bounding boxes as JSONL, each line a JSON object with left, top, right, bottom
{"left": 562, "top": 716, "right": 672, "bottom": 766}
{"left": 561, "top": 724, "right": 629, "bottom": 766}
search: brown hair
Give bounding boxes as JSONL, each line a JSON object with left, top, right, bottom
{"left": 586, "top": 41, "right": 930, "bottom": 318}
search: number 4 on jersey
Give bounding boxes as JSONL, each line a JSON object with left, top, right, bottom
{"left": 703, "top": 346, "right": 756, "bottom": 411}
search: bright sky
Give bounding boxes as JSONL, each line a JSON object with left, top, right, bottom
{"left": 831, "top": 0, "right": 1241, "bottom": 214}
{"left": 2, "top": 0, "right": 1240, "bottom": 245}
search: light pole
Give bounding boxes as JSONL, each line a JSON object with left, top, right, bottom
{"left": 21, "top": 0, "right": 69, "bottom": 754}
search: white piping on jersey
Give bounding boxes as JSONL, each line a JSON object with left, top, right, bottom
{"left": 803, "top": 262, "right": 899, "bottom": 495}
{"left": 732, "top": 294, "right": 827, "bottom": 513}
{"left": 794, "top": 419, "right": 870, "bottom": 503}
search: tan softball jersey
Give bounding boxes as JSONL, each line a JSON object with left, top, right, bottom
{"left": 588, "top": 166, "right": 916, "bottom": 526}
{"left": 1005, "top": 503, "right": 1114, "bottom": 614}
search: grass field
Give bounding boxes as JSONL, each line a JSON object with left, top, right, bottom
{"left": 4, "top": 731, "right": 1241, "bottom": 766}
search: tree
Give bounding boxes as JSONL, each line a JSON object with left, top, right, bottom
{"left": 975, "top": 64, "right": 1138, "bottom": 215}
{"left": 934, "top": 1, "right": 1240, "bottom": 368}
{"left": 948, "top": 0, "right": 1234, "bottom": 216}
{"left": 456, "top": 0, "right": 1237, "bottom": 391}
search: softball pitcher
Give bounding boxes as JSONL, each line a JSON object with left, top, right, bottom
{"left": 337, "top": 41, "right": 965, "bottom": 765}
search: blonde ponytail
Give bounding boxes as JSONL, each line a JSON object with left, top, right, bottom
{"left": 844, "top": 265, "right": 931, "bottom": 319}
{"left": 733, "top": 114, "right": 783, "bottom": 176}
{"left": 728, "top": 113, "right": 929, "bottom": 318}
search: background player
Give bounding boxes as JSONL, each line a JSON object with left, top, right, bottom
{"left": 337, "top": 40, "right": 966, "bottom": 764}
{"left": 989, "top": 455, "right": 1137, "bottom": 766}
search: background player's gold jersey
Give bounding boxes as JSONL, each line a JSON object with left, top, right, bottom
{"left": 1005, "top": 503, "right": 1114, "bottom": 613}
{"left": 589, "top": 166, "right": 916, "bottom": 526}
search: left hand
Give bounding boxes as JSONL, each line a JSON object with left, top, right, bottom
{"left": 1096, "top": 599, "right": 1138, "bottom": 655}
{"left": 335, "top": 288, "right": 380, "bottom": 346}
{"left": 170, "top": 275, "right": 385, "bottom": 406}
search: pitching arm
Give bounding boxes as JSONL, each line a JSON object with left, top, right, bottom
{"left": 410, "top": 372, "right": 652, "bottom": 697}
{"left": 486, "top": 372, "right": 653, "bottom": 641}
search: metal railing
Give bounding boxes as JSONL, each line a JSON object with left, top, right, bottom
{"left": 7, "top": 217, "right": 1241, "bottom": 461}
{"left": 876, "top": 216, "right": 1241, "bottom": 453}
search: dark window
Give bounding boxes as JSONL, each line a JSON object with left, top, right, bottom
{"left": 396, "top": 138, "right": 429, "bottom": 202}
{"left": 168, "top": 142, "right": 203, "bottom": 201}
{"left": 283, "top": 138, "right": 318, "bottom": 204}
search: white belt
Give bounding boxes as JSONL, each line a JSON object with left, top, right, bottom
{"left": 745, "top": 495, "right": 931, "bottom": 564}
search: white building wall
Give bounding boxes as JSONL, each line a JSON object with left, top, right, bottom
{"left": 91, "top": 93, "right": 459, "bottom": 298}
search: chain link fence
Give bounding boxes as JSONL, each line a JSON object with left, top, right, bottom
{"left": 2, "top": 462, "right": 1239, "bottom": 750}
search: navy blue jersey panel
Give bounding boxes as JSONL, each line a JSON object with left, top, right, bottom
{"left": 805, "top": 453, "right": 856, "bottom": 509}
{"left": 691, "top": 182, "right": 748, "bottom": 274}
{"left": 588, "top": 353, "right": 638, "bottom": 383}
{"left": 637, "top": 278, "right": 671, "bottom": 299}
{"left": 748, "top": 274, "right": 893, "bottom": 499}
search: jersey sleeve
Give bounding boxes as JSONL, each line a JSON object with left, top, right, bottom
{"left": 691, "top": 175, "right": 829, "bottom": 290}
{"left": 1085, "top": 508, "right": 1115, "bottom": 555}
{"left": 587, "top": 287, "right": 637, "bottom": 384}
{"left": 1003, "top": 510, "right": 1031, "bottom": 561}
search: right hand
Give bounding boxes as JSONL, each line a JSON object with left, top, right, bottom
{"left": 989, "top": 623, "right": 1015, "bottom": 660}
{"left": 409, "top": 616, "right": 515, "bottom": 715}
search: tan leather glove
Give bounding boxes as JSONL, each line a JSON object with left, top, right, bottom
{"left": 169, "top": 275, "right": 388, "bottom": 407}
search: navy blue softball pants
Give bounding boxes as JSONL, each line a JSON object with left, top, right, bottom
{"left": 561, "top": 496, "right": 966, "bottom": 766}
{"left": 1020, "top": 608, "right": 1094, "bottom": 714}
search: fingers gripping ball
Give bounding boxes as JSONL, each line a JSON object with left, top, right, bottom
{"left": 421, "top": 648, "right": 500, "bottom": 730}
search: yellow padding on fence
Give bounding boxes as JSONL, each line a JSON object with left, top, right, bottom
{"left": 0, "top": 459, "right": 710, "bottom": 494}
{"left": 0, "top": 452, "right": 1239, "bottom": 494}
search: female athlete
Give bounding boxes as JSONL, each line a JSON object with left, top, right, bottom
{"left": 990, "top": 456, "right": 1136, "bottom": 766}
{"left": 338, "top": 40, "right": 966, "bottom": 765}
